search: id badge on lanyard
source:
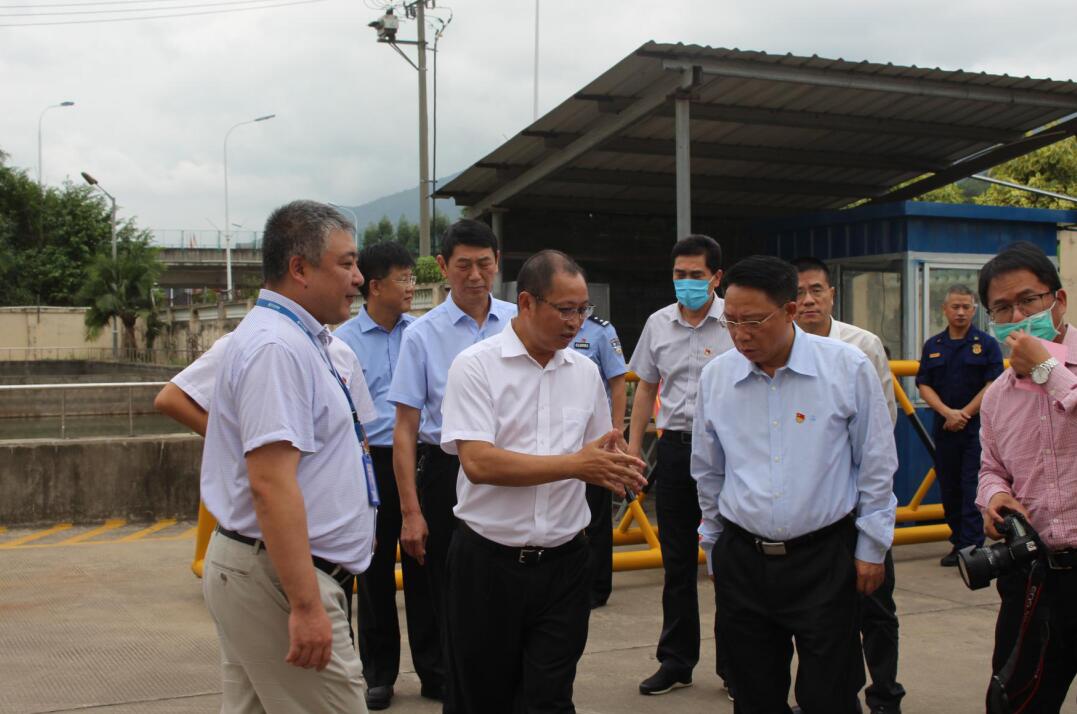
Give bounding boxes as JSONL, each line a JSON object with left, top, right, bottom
{"left": 257, "top": 298, "right": 381, "bottom": 508}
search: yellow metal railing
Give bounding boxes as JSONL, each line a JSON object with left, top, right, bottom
{"left": 191, "top": 361, "right": 951, "bottom": 583}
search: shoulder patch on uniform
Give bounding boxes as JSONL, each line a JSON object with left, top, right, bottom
{"left": 588, "top": 315, "right": 610, "bottom": 327}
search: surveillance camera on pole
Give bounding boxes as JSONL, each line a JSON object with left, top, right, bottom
{"left": 368, "top": 7, "right": 399, "bottom": 42}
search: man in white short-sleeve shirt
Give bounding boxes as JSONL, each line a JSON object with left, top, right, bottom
{"left": 199, "top": 200, "right": 376, "bottom": 712}
{"left": 439, "top": 250, "right": 646, "bottom": 713}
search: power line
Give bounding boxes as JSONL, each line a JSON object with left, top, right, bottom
{"left": 0, "top": 0, "right": 327, "bottom": 25}
{"left": 1, "top": 0, "right": 312, "bottom": 17}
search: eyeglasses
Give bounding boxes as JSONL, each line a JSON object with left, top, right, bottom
{"left": 719, "top": 308, "right": 782, "bottom": 332}
{"left": 390, "top": 275, "right": 417, "bottom": 286}
{"left": 796, "top": 285, "right": 828, "bottom": 300}
{"left": 985, "top": 292, "right": 1055, "bottom": 322}
{"left": 535, "top": 296, "right": 595, "bottom": 321}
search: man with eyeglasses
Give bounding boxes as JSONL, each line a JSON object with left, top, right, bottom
{"left": 692, "top": 255, "right": 897, "bottom": 713}
{"left": 334, "top": 240, "right": 440, "bottom": 710}
{"left": 570, "top": 312, "right": 629, "bottom": 609}
{"left": 976, "top": 241, "right": 1077, "bottom": 711}
{"left": 627, "top": 234, "right": 734, "bottom": 698}
{"left": 793, "top": 256, "right": 902, "bottom": 714}
{"left": 440, "top": 249, "right": 647, "bottom": 712}
{"left": 388, "top": 218, "right": 516, "bottom": 711}
{"left": 916, "top": 284, "right": 1003, "bottom": 568}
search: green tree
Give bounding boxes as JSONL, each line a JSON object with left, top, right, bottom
{"left": 414, "top": 255, "right": 442, "bottom": 284}
{"left": 360, "top": 212, "right": 452, "bottom": 256}
{"left": 362, "top": 216, "right": 395, "bottom": 248}
{"left": 77, "top": 235, "right": 164, "bottom": 355}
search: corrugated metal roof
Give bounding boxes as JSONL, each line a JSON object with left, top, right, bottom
{"left": 438, "top": 42, "right": 1077, "bottom": 219}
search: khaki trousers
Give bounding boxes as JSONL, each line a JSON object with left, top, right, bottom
{"left": 203, "top": 533, "right": 367, "bottom": 714}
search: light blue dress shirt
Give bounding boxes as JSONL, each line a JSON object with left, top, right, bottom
{"left": 570, "top": 316, "right": 628, "bottom": 401}
{"left": 387, "top": 293, "right": 517, "bottom": 445}
{"left": 333, "top": 306, "right": 416, "bottom": 447}
{"left": 691, "top": 325, "right": 898, "bottom": 570}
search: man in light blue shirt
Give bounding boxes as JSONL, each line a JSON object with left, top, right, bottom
{"left": 387, "top": 219, "right": 516, "bottom": 711}
{"left": 570, "top": 314, "right": 629, "bottom": 609}
{"left": 692, "top": 255, "right": 897, "bottom": 713}
{"left": 335, "top": 240, "right": 442, "bottom": 710}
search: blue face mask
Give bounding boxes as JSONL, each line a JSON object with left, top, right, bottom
{"left": 674, "top": 279, "right": 713, "bottom": 310}
{"left": 990, "top": 305, "right": 1059, "bottom": 343}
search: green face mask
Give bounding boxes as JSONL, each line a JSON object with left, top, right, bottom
{"left": 990, "top": 305, "right": 1060, "bottom": 343}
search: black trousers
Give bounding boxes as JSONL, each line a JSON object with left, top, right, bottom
{"left": 860, "top": 549, "right": 905, "bottom": 710}
{"left": 356, "top": 446, "right": 442, "bottom": 689}
{"left": 715, "top": 519, "right": 864, "bottom": 714}
{"left": 992, "top": 567, "right": 1077, "bottom": 712}
{"left": 417, "top": 444, "right": 460, "bottom": 711}
{"left": 584, "top": 484, "right": 613, "bottom": 606}
{"left": 445, "top": 524, "right": 591, "bottom": 714}
{"left": 935, "top": 425, "right": 985, "bottom": 549}
{"left": 654, "top": 433, "right": 702, "bottom": 674}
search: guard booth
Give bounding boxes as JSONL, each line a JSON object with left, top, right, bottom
{"left": 751, "top": 200, "right": 1077, "bottom": 502}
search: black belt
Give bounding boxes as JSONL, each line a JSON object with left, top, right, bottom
{"left": 214, "top": 526, "right": 355, "bottom": 589}
{"left": 457, "top": 521, "right": 586, "bottom": 567}
{"left": 660, "top": 429, "right": 692, "bottom": 445}
{"left": 723, "top": 513, "right": 854, "bottom": 557}
{"left": 1048, "top": 549, "right": 1077, "bottom": 570}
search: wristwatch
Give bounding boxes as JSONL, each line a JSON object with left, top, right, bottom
{"left": 1031, "top": 357, "right": 1059, "bottom": 385}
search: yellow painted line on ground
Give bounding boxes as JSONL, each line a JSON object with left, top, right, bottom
{"left": 0, "top": 523, "right": 73, "bottom": 548}
{"left": 161, "top": 525, "right": 199, "bottom": 541}
{"left": 58, "top": 519, "right": 127, "bottom": 545}
{"left": 119, "top": 519, "right": 177, "bottom": 542}
{"left": 0, "top": 526, "right": 6, "bottom": 536}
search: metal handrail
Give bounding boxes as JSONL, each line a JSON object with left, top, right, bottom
{"left": 0, "top": 381, "right": 168, "bottom": 439}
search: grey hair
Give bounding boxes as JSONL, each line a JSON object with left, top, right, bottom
{"left": 945, "top": 284, "right": 976, "bottom": 301}
{"left": 262, "top": 200, "right": 355, "bottom": 284}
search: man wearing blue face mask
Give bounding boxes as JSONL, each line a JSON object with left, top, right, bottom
{"left": 916, "top": 285, "right": 1003, "bottom": 567}
{"left": 627, "top": 234, "right": 734, "bottom": 698}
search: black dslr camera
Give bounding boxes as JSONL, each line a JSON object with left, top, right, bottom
{"left": 957, "top": 512, "right": 1045, "bottom": 590}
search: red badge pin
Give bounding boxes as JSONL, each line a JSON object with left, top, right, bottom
{"left": 795, "top": 412, "right": 805, "bottom": 424}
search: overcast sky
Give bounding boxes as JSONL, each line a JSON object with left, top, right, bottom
{"left": 4, "top": 0, "right": 1076, "bottom": 236}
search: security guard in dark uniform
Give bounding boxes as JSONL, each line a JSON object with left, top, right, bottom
{"left": 571, "top": 314, "right": 629, "bottom": 608}
{"left": 916, "top": 285, "right": 1003, "bottom": 566}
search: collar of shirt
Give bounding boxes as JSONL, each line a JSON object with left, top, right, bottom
{"left": 257, "top": 288, "right": 329, "bottom": 345}
{"left": 500, "top": 320, "right": 572, "bottom": 370}
{"left": 356, "top": 304, "right": 410, "bottom": 335}
{"left": 669, "top": 293, "right": 723, "bottom": 327}
{"left": 444, "top": 292, "right": 504, "bottom": 327}
{"left": 731, "top": 324, "right": 817, "bottom": 384}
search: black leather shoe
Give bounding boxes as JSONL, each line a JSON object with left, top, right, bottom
{"left": 940, "top": 548, "right": 959, "bottom": 567}
{"left": 638, "top": 667, "right": 692, "bottom": 695}
{"left": 419, "top": 681, "right": 443, "bottom": 701}
{"left": 365, "top": 685, "right": 393, "bottom": 710}
{"left": 870, "top": 706, "right": 901, "bottom": 714}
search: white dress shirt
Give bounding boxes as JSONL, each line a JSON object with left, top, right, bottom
{"left": 172, "top": 330, "right": 377, "bottom": 424}
{"left": 628, "top": 297, "right": 734, "bottom": 431}
{"left": 201, "top": 289, "right": 377, "bottom": 573}
{"left": 827, "top": 318, "right": 897, "bottom": 426}
{"left": 691, "top": 326, "right": 898, "bottom": 569}
{"left": 441, "top": 322, "right": 613, "bottom": 548}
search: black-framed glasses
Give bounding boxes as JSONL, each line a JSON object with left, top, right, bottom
{"left": 985, "top": 291, "right": 1055, "bottom": 322}
{"left": 718, "top": 308, "right": 782, "bottom": 332}
{"left": 535, "top": 296, "right": 595, "bottom": 321}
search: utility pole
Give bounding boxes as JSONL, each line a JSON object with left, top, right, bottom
{"left": 533, "top": 0, "right": 539, "bottom": 120}
{"left": 416, "top": 0, "right": 431, "bottom": 257}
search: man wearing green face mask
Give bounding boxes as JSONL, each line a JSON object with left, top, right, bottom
{"left": 976, "top": 240, "right": 1077, "bottom": 712}
{"left": 627, "top": 234, "right": 735, "bottom": 699}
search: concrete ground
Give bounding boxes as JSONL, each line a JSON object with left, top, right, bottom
{"left": 1, "top": 526, "right": 1075, "bottom": 714}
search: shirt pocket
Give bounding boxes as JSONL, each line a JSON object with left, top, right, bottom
{"left": 562, "top": 407, "right": 591, "bottom": 453}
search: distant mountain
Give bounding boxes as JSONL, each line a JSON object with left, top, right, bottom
{"left": 347, "top": 173, "right": 462, "bottom": 230}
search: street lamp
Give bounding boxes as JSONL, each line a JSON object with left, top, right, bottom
{"left": 224, "top": 113, "right": 275, "bottom": 300}
{"left": 38, "top": 101, "right": 74, "bottom": 188}
{"left": 328, "top": 202, "right": 359, "bottom": 250}
{"left": 80, "top": 170, "right": 118, "bottom": 358}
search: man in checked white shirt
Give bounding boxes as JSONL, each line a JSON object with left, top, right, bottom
{"left": 440, "top": 250, "right": 647, "bottom": 713}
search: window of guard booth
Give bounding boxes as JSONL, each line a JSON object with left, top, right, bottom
{"left": 839, "top": 267, "right": 903, "bottom": 361}
{"left": 922, "top": 265, "right": 990, "bottom": 342}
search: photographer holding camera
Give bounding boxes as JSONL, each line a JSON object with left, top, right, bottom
{"left": 976, "top": 241, "right": 1077, "bottom": 712}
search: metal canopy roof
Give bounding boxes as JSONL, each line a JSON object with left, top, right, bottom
{"left": 438, "top": 42, "right": 1077, "bottom": 221}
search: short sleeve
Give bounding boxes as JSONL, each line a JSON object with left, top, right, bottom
{"left": 327, "top": 339, "right": 379, "bottom": 424}
{"left": 236, "top": 342, "right": 317, "bottom": 455}
{"left": 914, "top": 340, "right": 934, "bottom": 387}
{"left": 597, "top": 324, "right": 629, "bottom": 381}
{"left": 172, "top": 333, "right": 230, "bottom": 411}
{"left": 388, "top": 327, "right": 428, "bottom": 410}
{"left": 628, "top": 317, "right": 660, "bottom": 384}
{"left": 440, "top": 352, "right": 495, "bottom": 454}
{"left": 984, "top": 335, "right": 1005, "bottom": 382}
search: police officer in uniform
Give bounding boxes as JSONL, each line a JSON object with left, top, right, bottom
{"left": 570, "top": 314, "right": 629, "bottom": 609}
{"left": 916, "top": 284, "right": 1003, "bottom": 566}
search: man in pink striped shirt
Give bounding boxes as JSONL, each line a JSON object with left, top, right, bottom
{"left": 977, "top": 240, "right": 1077, "bottom": 712}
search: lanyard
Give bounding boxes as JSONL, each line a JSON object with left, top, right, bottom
{"left": 256, "top": 298, "right": 380, "bottom": 507}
